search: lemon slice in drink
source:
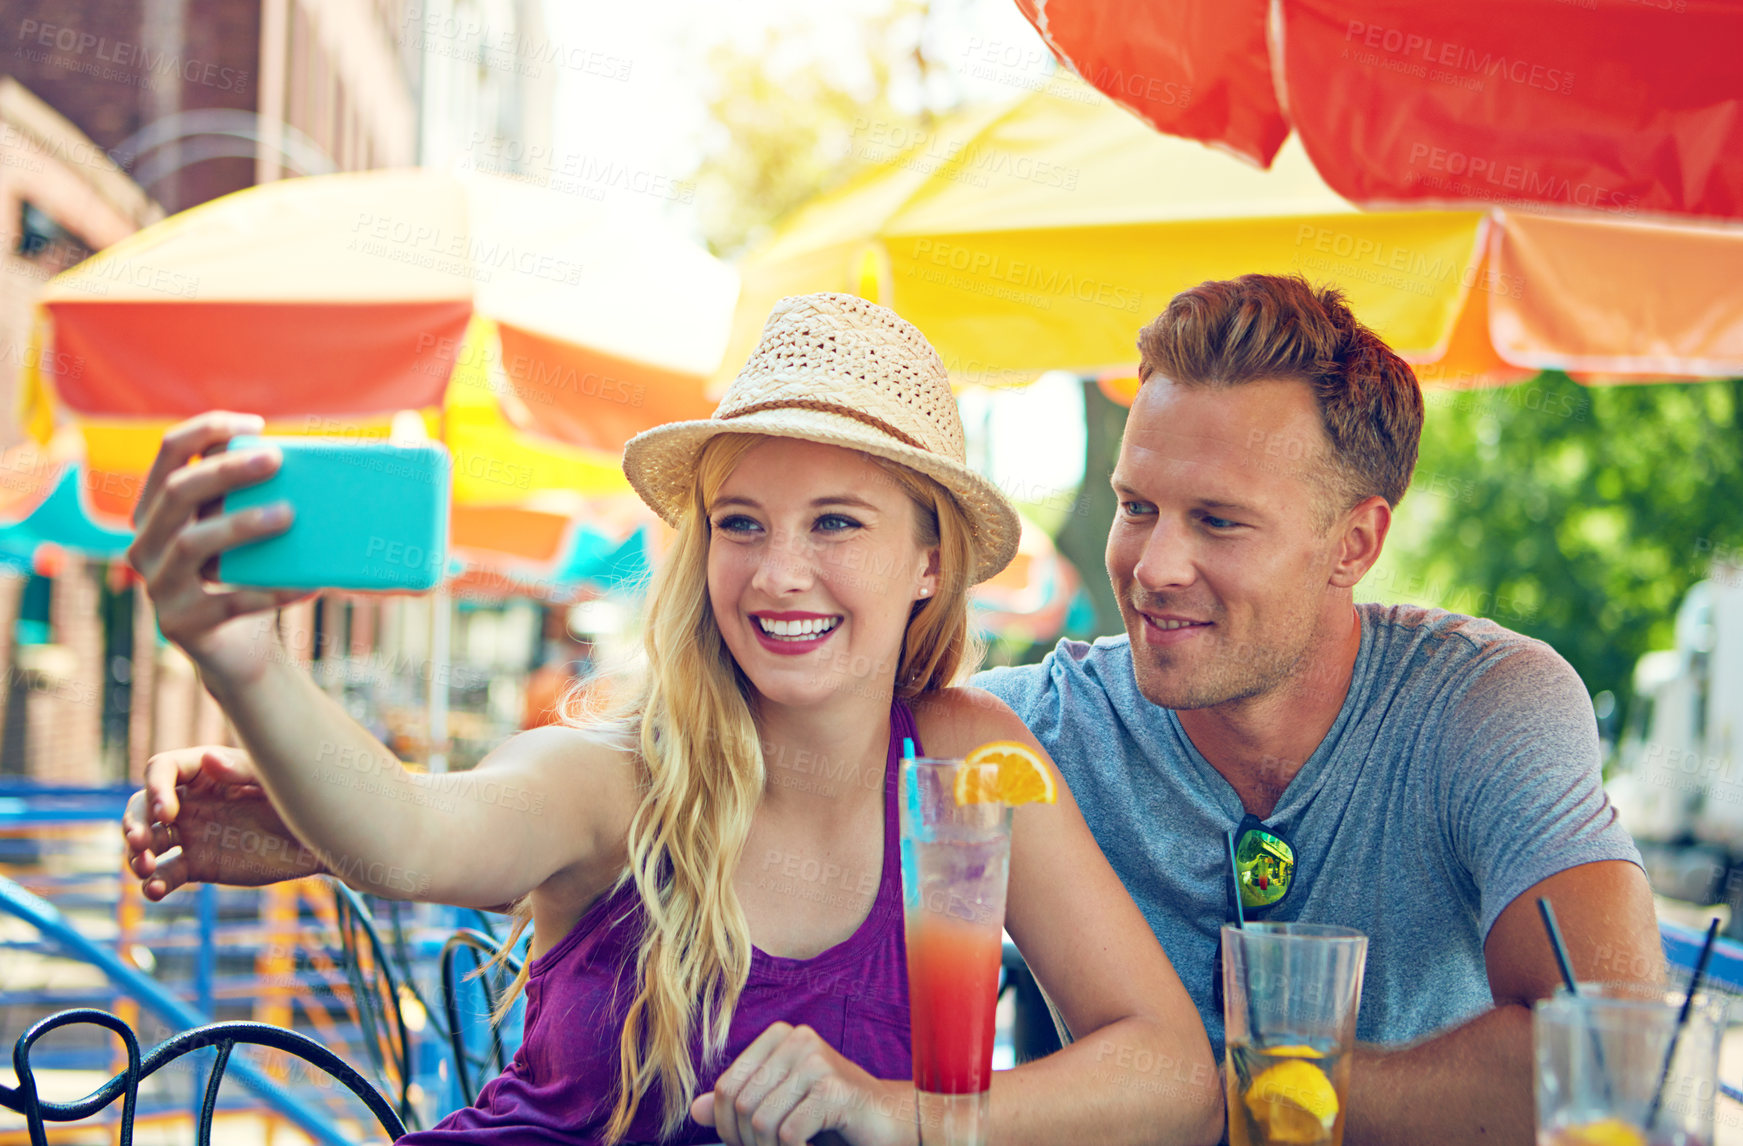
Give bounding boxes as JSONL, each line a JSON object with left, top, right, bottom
{"left": 1556, "top": 1120, "right": 1647, "bottom": 1146}
{"left": 954, "top": 741, "right": 1057, "bottom": 806}
{"left": 1244, "top": 1059, "right": 1338, "bottom": 1145}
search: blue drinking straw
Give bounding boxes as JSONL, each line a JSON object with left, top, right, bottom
{"left": 903, "top": 737, "right": 915, "bottom": 763}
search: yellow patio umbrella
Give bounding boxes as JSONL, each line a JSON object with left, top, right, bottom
{"left": 726, "top": 74, "right": 1743, "bottom": 399}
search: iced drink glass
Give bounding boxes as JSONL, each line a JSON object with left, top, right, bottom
{"left": 1221, "top": 923, "right": 1367, "bottom": 1146}
{"left": 900, "top": 756, "right": 1013, "bottom": 1146}
{"left": 1535, "top": 983, "right": 1726, "bottom": 1146}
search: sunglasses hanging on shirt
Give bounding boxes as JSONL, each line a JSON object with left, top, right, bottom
{"left": 1212, "top": 813, "right": 1299, "bottom": 1013}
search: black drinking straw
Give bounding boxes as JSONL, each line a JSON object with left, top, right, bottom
{"left": 1646, "top": 917, "right": 1722, "bottom": 1133}
{"left": 1538, "top": 897, "right": 1612, "bottom": 1104}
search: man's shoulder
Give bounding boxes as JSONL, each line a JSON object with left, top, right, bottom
{"left": 1360, "top": 599, "right": 1536, "bottom": 649}
{"left": 1359, "top": 601, "right": 1575, "bottom": 693}
{"left": 1357, "top": 602, "right": 1594, "bottom": 761}
{"left": 972, "top": 634, "right": 1136, "bottom": 704}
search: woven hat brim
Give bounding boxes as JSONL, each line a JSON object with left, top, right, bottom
{"left": 622, "top": 408, "right": 1021, "bottom": 585}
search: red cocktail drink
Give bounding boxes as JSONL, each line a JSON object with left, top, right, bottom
{"left": 906, "top": 914, "right": 1003, "bottom": 1094}
{"left": 900, "top": 757, "right": 1013, "bottom": 1146}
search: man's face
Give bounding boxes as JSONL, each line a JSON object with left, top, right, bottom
{"left": 1107, "top": 376, "right": 1348, "bottom": 710}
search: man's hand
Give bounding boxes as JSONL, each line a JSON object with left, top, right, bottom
{"left": 122, "top": 746, "right": 326, "bottom": 898}
{"left": 692, "top": 1022, "right": 915, "bottom": 1146}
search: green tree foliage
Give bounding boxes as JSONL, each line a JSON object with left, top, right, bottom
{"left": 691, "top": 3, "right": 932, "bottom": 257}
{"left": 1362, "top": 372, "right": 1743, "bottom": 708}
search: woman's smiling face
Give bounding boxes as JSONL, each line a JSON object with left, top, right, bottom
{"left": 706, "top": 438, "right": 940, "bottom": 711}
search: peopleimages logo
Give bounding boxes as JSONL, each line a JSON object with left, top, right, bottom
{"left": 1402, "top": 144, "right": 1639, "bottom": 214}
{"left": 16, "top": 20, "right": 249, "bottom": 92}
{"left": 905, "top": 239, "right": 1143, "bottom": 313}
{"left": 1343, "top": 20, "right": 1575, "bottom": 95}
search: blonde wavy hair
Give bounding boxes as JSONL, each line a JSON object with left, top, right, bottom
{"left": 489, "top": 432, "right": 981, "bottom": 1142}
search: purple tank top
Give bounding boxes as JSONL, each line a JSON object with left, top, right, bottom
{"left": 397, "top": 701, "right": 919, "bottom": 1145}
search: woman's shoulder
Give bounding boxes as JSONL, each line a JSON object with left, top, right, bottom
{"left": 476, "top": 721, "right": 642, "bottom": 830}
{"left": 486, "top": 718, "right": 637, "bottom": 769}
{"left": 910, "top": 685, "right": 1032, "bottom": 757}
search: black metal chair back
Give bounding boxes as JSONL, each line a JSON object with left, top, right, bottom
{"left": 0, "top": 1008, "right": 405, "bottom": 1145}
{"left": 438, "top": 928, "right": 524, "bottom": 1106}
{"left": 331, "top": 883, "right": 417, "bottom": 1129}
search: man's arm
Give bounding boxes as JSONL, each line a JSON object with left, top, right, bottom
{"left": 1344, "top": 859, "right": 1663, "bottom": 1146}
{"left": 124, "top": 747, "right": 330, "bottom": 897}
{"left": 123, "top": 746, "right": 513, "bottom": 912}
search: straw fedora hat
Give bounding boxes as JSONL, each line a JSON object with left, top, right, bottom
{"left": 622, "top": 293, "right": 1020, "bottom": 585}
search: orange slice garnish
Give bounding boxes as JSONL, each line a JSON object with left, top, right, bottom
{"left": 955, "top": 740, "right": 1058, "bottom": 806}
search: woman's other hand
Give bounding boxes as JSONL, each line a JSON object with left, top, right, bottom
{"left": 122, "top": 745, "right": 326, "bottom": 899}
{"left": 692, "top": 1022, "right": 915, "bottom": 1146}
{"left": 126, "top": 411, "right": 311, "bottom": 687}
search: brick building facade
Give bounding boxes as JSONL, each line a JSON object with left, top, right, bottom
{"left": 0, "top": 0, "right": 418, "bottom": 213}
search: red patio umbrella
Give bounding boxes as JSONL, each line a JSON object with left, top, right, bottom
{"left": 1014, "top": 0, "right": 1743, "bottom": 222}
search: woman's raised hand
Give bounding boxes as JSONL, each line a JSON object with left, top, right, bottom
{"left": 126, "top": 412, "right": 311, "bottom": 686}
{"left": 692, "top": 1022, "right": 914, "bottom": 1146}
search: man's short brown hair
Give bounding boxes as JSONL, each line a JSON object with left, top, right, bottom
{"left": 1136, "top": 274, "right": 1423, "bottom": 510}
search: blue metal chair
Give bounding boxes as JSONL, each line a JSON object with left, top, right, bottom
{"left": 0, "top": 1008, "right": 406, "bottom": 1144}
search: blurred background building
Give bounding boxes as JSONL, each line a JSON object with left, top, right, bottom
{"left": 0, "top": 0, "right": 558, "bottom": 786}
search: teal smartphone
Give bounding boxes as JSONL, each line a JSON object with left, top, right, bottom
{"left": 217, "top": 435, "right": 451, "bottom": 592}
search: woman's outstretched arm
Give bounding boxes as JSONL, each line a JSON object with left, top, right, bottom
{"left": 126, "top": 412, "right": 628, "bottom": 909}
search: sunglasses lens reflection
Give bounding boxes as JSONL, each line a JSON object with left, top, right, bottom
{"left": 1234, "top": 828, "right": 1294, "bottom": 909}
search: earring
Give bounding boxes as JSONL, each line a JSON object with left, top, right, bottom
{"left": 918, "top": 587, "right": 931, "bottom": 598}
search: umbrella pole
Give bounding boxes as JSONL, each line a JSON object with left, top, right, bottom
{"left": 428, "top": 586, "right": 450, "bottom": 774}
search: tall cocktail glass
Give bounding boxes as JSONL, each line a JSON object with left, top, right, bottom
{"left": 1222, "top": 923, "right": 1368, "bottom": 1146}
{"left": 1534, "top": 982, "right": 1727, "bottom": 1146}
{"left": 900, "top": 756, "right": 1013, "bottom": 1146}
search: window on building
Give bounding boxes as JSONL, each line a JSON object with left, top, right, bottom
{"left": 16, "top": 572, "right": 52, "bottom": 646}
{"left": 16, "top": 202, "right": 91, "bottom": 273}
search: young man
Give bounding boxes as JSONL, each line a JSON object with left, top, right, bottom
{"left": 971, "top": 274, "right": 1660, "bottom": 1145}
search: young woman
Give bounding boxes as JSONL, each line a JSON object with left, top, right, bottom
{"left": 122, "top": 294, "right": 1221, "bottom": 1146}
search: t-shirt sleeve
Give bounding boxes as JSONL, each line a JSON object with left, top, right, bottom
{"left": 969, "top": 659, "right": 1058, "bottom": 732}
{"left": 1437, "top": 639, "right": 1644, "bottom": 940}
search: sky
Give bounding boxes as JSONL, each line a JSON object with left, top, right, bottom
{"left": 539, "top": 0, "right": 1049, "bottom": 235}
{"left": 536, "top": 0, "right": 1088, "bottom": 501}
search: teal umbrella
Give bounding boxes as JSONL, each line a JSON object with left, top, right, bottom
{"left": 0, "top": 465, "right": 134, "bottom": 562}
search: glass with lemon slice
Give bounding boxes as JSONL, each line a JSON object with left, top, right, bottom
{"left": 900, "top": 741, "right": 1056, "bottom": 1146}
{"left": 1222, "top": 923, "right": 1368, "bottom": 1146}
{"left": 1534, "top": 983, "right": 1725, "bottom": 1146}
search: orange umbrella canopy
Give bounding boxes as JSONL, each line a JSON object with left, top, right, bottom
{"left": 25, "top": 168, "right": 737, "bottom": 448}
{"left": 1015, "top": 0, "right": 1743, "bottom": 221}
{"left": 23, "top": 170, "right": 735, "bottom": 570}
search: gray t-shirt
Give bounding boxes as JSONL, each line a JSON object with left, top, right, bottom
{"left": 973, "top": 602, "right": 1642, "bottom": 1053}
